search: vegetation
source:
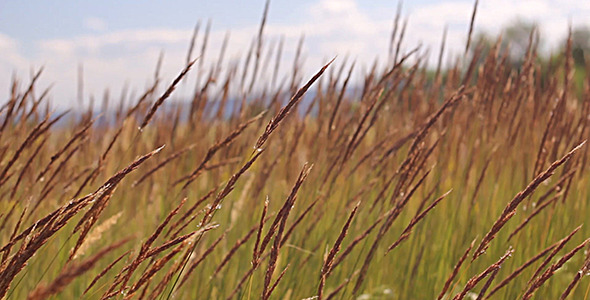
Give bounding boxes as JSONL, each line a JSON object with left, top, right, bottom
{"left": 2, "top": 2, "right": 590, "bottom": 299}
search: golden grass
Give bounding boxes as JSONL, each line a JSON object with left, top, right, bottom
{"left": 1, "top": 4, "right": 590, "bottom": 299}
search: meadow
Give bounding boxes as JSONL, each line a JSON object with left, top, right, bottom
{"left": 2, "top": 4, "right": 590, "bottom": 300}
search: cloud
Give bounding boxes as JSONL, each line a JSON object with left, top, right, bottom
{"left": 12, "top": 0, "right": 391, "bottom": 108}
{"left": 84, "top": 17, "right": 108, "bottom": 32}
{"left": 2, "top": 0, "right": 590, "bottom": 109}
{"left": 0, "top": 33, "right": 29, "bottom": 93}
{"left": 409, "top": 0, "right": 590, "bottom": 53}
{"left": 39, "top": 29, "right": 192, "bottom": 56}
{"left": 34, "top": 31, "right": 194, "bottom": 107}
{"left": 0, "top": 33, "right": 27, "bottom": 68}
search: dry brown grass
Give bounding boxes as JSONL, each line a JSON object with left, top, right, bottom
{"left": 1, "top": 4, "right": 590, "bottom": 299}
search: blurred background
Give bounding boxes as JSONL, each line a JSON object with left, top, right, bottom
{"left": 0, "top": 0, "right": 589, "bottom": 108}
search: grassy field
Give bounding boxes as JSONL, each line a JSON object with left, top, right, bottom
{"left": 2, "top": 6, "right": 590, "bottom": 300}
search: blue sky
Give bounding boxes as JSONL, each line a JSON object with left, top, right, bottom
{"left": 1, "top": 0, "right": 589, "bottom": 108}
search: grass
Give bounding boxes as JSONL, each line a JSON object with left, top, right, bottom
{"left": 2, "top": 3, "right": 590, "bottom": 299}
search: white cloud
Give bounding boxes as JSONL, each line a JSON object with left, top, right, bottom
{"left": 0, "top": 33, "right": 27, "bottom": 68}
{"left": 84, "top": 17, "right": 108, "bottom": 32}
{"left": 395, "top": 0, "right": 590, "bottom": 67}
{"left": 315, "top": 0, "right": 356, "bottom": 14}
{"left": 2, "top": 0, "right": 590, "bottom": 109}
{"left": 39, "top": 29, "right": 193, "bottom": 55}
{"left": 0, "top": 33, "right": 29, "bottom": 93}
{"left": 0, "top": 33, "right": 17, "bottom": 50}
